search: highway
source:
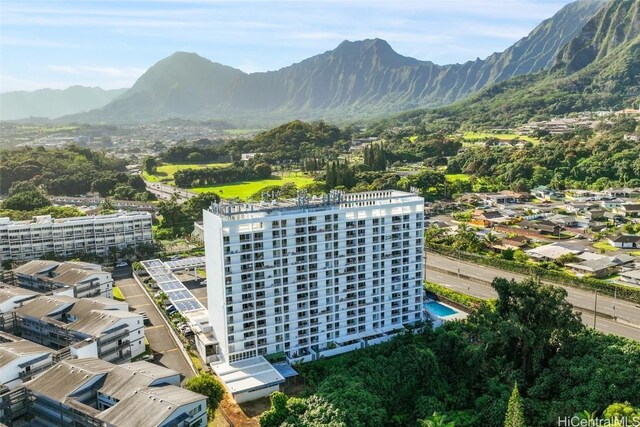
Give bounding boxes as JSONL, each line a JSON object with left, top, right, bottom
{"left": 425, "top": 252, "right": 640, "bottom": 341}
{"left": 144, "top": 180, "right": 195, "bottom": 203}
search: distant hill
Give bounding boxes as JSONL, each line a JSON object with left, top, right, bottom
{"left": 0, "top": 86, "right": 127, "bottom": 120}
{"left": 64, "top": 0, "right": 605, "bottom": 124}
{"left": 411, "top": 0, "right": 640, "bottom": 128}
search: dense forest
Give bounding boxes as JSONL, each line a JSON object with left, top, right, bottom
{"left": 261, "top": 278, "right": 640, "bottom": 427}
{"left": 0, "top": 145, "right": 154, "bottom": 200}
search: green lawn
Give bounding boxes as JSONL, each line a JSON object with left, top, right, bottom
{"left": 113, "top": 286, "right": 125, "bottom": 301}
{"left": 142, "top": 163, "right": 231, "bottom": 183}
{"left": 191, "top": 175, "right": 316, "bottom": 200}
{"left": 445, "top": 173, "right": 472, "bottom": 182}
{"left": 593, "top": 241, "right": 619, "bottom": 252}
{"left": 462, "top": 132, "right": 539, "bottom": 144}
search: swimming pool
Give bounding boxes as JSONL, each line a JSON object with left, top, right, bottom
{"left": 424, "top": 301, "right": 457, "bottom": 317}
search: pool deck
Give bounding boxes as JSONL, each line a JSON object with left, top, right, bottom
{"left": 424, "top": 300, "right": 468, "bottom": 324}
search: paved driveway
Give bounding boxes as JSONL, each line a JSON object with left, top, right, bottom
{"left": 115, "top": 275, "right": 194, "bottom": 379}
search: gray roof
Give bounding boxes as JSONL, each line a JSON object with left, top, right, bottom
{"left": 13, "top": 260, "right": 59, "bottom": 276}
{"left": 609, "top": 235, "right": 640, "bottom": 243}
{"left": 25, "top": 358, "right": 114, "bottom": 402}
{"left": 67, "top": 298, "right": 108, "bottom": 318}
{"left": 69, "top": 310, "right": 139, "bottom": 337}
{"left": 16, "top": 295, "right": 75, "bottom": 319}
{"left": 0, "top": 285, "right": 38, "bottom": 305}
{"left": 98, "top": 362, "right": 179, "bottom": 402}
{"left": 568, "top": 257, "right": 618, "bottom": 272}
{"left": 98, "top": 385, "right": 205, "bottom": 427}
{"left": 0, "top": 340, "right": 52, "bottom": 368}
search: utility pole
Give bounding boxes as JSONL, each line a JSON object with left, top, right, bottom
{"left": 613, "top": 284, "right": 618, "bottom": 319}
{"left": 593, "top": 290, "right": 598, "bottom": 329}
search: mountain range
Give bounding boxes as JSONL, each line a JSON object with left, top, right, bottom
{"left": 0, "top": 86, "right": 126, "bottom": 121}
{"left": 407, "top": 0, "right": 640, "bottom": 128}
{"left": 0, "top": 0, "right": 625, "bottom": 125}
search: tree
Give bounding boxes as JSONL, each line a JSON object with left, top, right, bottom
{"left": 260, "top": 392, "right": 289, "bottom": 427}
{"left": 182, "top": 192, "right": 220, "bottom": 223}
{"left": 253, "top": 163, "right": 272, "bottom": 179}
{"left": 184, "top": 373, "right": 224, "bottom": 417}
{"left": 420, "top": 413, "right": 455, "bottom": 427}
{"left": 8, "top": 181, "right": 40, "bottom": 196}
{"left": 504, "top": 383, "right": 525, "bottom": 427}
{"left": 2, "top": 190, "right": 51, "bottom": 211}
{"left": 143, "top": 156, "right": 157, "bottom": 174}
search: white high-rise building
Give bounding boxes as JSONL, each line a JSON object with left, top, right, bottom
{"left": 204, "top": 190, "right": 425, "bottom": 363}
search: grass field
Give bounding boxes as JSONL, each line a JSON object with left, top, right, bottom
{"left": 142, "top": 163, "right": 231, "bottom": 183}
{"left": 593, "top": 241, "right": 619, "bottom": 252}
{"left": 462, "top": 132, "right": 539, "bottom": 144}
{"left": 191, "top": 175, "right": 315, "bottom": 200}
{"left": 445, "top": 173, "right": 472, "bottom": 182}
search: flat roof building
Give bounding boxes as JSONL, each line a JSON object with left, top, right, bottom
{"left": 0, "top": 212, "right": 153, "bottom": 262}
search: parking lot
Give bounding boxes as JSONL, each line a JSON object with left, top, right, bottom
{"left": 113, "top": 268, "right": 195, "bottom": 379}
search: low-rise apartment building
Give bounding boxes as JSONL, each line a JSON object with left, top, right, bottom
{"left": 0, "top": 336, "right": 55, "bottom": 389}
{"left": 13, "top": 260, "right": 113, "bottom": 299}
{"left": 15, "top": 295, "right": 144, "bottom": 363}
{"left": 0, "top": 212, "right": 153, "bottom": 262}
{"left": 22, "top": 358, "right": 207, "bottom": 427}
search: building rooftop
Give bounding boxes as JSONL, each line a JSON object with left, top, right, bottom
{"left": 16, "top": 295, "right": 75, "bottom": 319}
{"left": 25, "top": 358, "right": 114, "bottom": 403}
{"left": 212, "top": 356, "right": 285, "bottom": 395}
{"left": 0, "top": 340, "right": 52, "bottom": 368}
{"left": 97, "top": 385, "right": 204, "bottom": 427}
{"left": 70, "top": 309, "right": 140, "bottom": 336}
{"left": 0, "top": 211, "right": 151, "bottom": 227}
{"left": 98, "top": 361, "right": 179, "bottom": 402}
{"left": 208, "top": 190, "right": 423, "bottom": 221}
{"left": 0, "top": 285, "right": 39, "bottom": 305}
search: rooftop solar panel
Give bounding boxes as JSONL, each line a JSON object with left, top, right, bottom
{"left": 167, "top": 290, "right": 192, "bottom": 302}
{"left": 175, "top": 299, "right": 202, "bottom": 312}
{"left": 158, "top": 281, "right": 183, "bottom": 291}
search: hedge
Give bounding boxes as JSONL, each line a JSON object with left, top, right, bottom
{"left": 427, "top": 243, "right": 640, "bottom": 305}
{"left": 424, "top": 280, "right": 487, "bottom": 310}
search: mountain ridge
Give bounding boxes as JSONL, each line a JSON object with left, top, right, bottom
{"left": 0, "top": 86, "right": 127, "bottom": 121}
{"left": 4, "top": 0, "right": 606, "bottom": 124}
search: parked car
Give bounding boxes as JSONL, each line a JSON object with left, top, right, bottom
{"left": 171, "top": 255, "right": 181, "bottom": 261}
{"left": 200, "top": 279, "right": 207, "bottom": 287}
{"left": 139, "top": 311, "right": 150, "bottom": 326}
{"left": 166, "top": 305, "right": 177, "bottom": 315}
{"left": 115, "top": 261, "right": 128, "bottom": 268}
{"left": 139, "top": 354, "right": 154, "bottom": 362}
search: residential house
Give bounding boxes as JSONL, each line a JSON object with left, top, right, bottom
{"left": 620, "top": 204, "right": 640, "bottom": 217}
{"left": 531, "top": 186, "right": 562, "bottom": 201}
{"left": 525, "top": 243, "right": 581, "bottom": 261}
{"left": 471, "top": 210, "right": 507, "bottom": 227}
{"left": 583, "top": 209, "right": 606, "bottom": 221}
{"left": 519, "top": 219, "right": 563, "bottom": 235}
{"left": 501, "top": 236, "right": 531, "bottom": 250}
{"left": 608, "top": 235, "right": 640, "bottom": 249}
{"left": 23, "top": 358, "right": 207, "bottom": 427}
{"left": 601, "top": 198, "right": 626, "bottom": 210}
{"left": 13, "top": 260, "right": 113, "bottom": 299}
{"left": 547, "top": 215, "right": 580, "bottom": 228}
{"left": 566, "top": 254, "right": 634, "bottom": 278}
{"left": 620, "top": 270, "right": 640, "bottom": 287}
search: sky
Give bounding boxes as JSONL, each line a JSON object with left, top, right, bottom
{"left": 1, "top": 0, "right": 576, "bottom": 93}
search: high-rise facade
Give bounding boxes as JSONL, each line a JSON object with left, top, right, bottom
{"left": 204, "top": 190, "right": 425, "bottom": 363}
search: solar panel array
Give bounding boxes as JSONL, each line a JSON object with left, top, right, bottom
{"left": 165, "top": 256, "right": 206, "bottom": 271}
{"left": 139, "top": 258, "right": 204, "bottom": 313}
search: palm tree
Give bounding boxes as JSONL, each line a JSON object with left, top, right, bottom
{"left": 419, "top": 413, "right": 455, "bottom": 427}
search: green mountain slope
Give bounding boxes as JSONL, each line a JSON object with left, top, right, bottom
{"left": 0, "top": 86, "right": 127, "bottom": 120}
{"left": 65, "top": 0, "right": 604, "bottom": 124}
{"left": 406, "top": 0, "right": 640, "bottom": 128}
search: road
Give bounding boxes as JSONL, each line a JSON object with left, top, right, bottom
{"left": 113, "top": 269, "right": 195, "bottom": 379}
{"left": 144, "top": 180, "right": 195, "bottom": 203}
{"left": 425, "top": 252, "right": 640, "bottom": 341}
